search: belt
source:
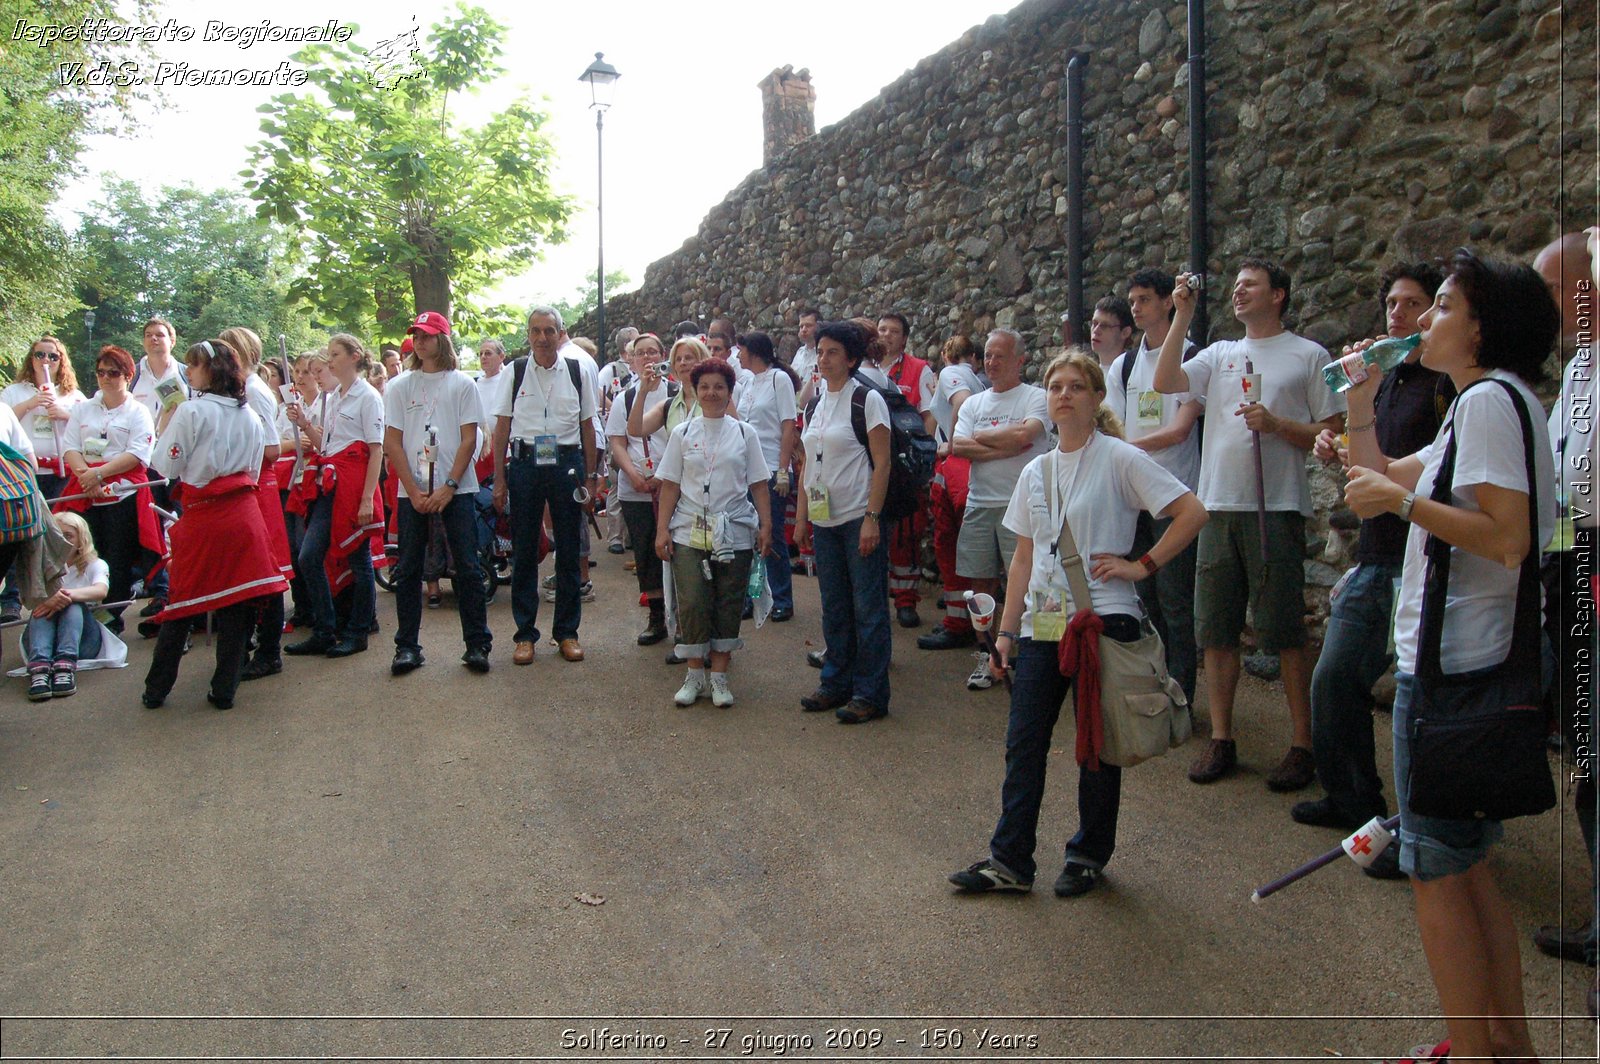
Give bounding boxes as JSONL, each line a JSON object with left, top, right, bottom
{"left": 509, "top": 439, "right": 582, "bottom": 459}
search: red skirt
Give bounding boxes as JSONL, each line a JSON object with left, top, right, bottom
{"left": 52, "top": 463, "right": 165, "bottom": 556}
{"left": 157, "top": 472, "right": 290, "bottom": 622}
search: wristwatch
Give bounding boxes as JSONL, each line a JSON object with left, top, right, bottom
{"left": 444, "top": 477, "right": 459, "bottom": 490}
{"left": 1397, "top": 491, "right": 1416, "bottom": 522}
{"left": 865, "top": 510, "right": 882, "bottom": 521}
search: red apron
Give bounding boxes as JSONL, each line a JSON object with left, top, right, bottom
{"left": 291, "top": 443, "right": 388, "bottom": 592}
{"left": 156, "top": 472, "right": 290, "bottom": 622}
{"left": 51, "top": 464, "right": 165, "bottom": 557}
{"left": 255, "top": 456, "right": 294, "bottom": 576}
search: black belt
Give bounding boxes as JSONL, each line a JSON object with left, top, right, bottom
{"left": 509, "top": 440, "right": 582, "bottom": 460}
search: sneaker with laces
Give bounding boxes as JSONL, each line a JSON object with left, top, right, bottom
{"left": 709, "top": 675, "right": 734, "bottom": 708}
{"left": 674, "top": 673, "right": 706, "bottom": 706}
{"left": 1053, "top": 862, "right": 1101, "bottom": 897}
{"left": 580, "top": 580, "right": 595, "bottom": 603}
{"left": 947, "top": 858, "right": 1032, "bottom": 893}
{"left": 27, "top": 670, "right": 51, "bottom": 702}
{"left": 966, "top": 652, "right": 994, "bottom": 691}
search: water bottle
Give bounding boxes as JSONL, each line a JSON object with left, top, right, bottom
{"left": 1322, "top": 334, "right": 1422, "bottom": 392}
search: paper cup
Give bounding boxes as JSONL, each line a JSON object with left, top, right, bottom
{"left": 279, "top": 384, "right": 298, "bottom": 404}
{"left": 964, "top": 590, "right": 997, "bottom": 632}
{"left": 572, "top": 485, "right": 591, "bottom": 505}
{"left": 1341, "top": 816, "right": 1395, "bottom": 868}
{"left": 1240, "top": 372, "right": 1262, "bottom": 407}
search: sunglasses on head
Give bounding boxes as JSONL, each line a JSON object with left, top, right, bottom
{"left": 95, "top": 367, "right": 124, "bottom": 379}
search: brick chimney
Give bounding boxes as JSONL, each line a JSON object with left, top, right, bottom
{"left": 758, "top": 66, "right": 815, "bottom": 168}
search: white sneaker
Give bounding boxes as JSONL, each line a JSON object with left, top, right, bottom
{"left": 966, "top": 652, "right": 994, "bottom": 691}
{"left": 674, "top": 673, "right": 706, "bottom": 706}
{"left": 709, "top": 675, "right": 734, "bottom": 707}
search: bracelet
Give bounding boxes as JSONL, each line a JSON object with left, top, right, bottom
{"left": 996, "top": 630, "right": 1020, "bottom": 642}
{"left": 1348, "top": 420, "right": 1376, "bottom": 433}
{"left": 1138, "top": 553, "right": 1159, "bottom": 576}
{"left": 864, "top": 511, "right": 881, "bottom": 521}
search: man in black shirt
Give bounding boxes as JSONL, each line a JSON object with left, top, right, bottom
{"left": 1291, "top": 264, "right": 1450, "bottom": 869}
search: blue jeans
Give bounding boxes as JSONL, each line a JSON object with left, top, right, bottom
{"left": 394, "top": 494, "right": 491, "bottom": 654}
{"left": 989, "top": 628, "right": 1135, "bottom": 881}
{"left": 508, "top": 447, "right": 584, "bottom": 644}
{"left": 762, "top": 473, "right": 794, "bottom": 611}
{"left": 812, "top": 517, "right": 890, "bottom": 710}
{"left": 1309, "top": 559, "right": 1402, "bottom": 820}
{"left": 1133, "top": 513, "right": 1197, "bottom": 704}
{"left": 25, "top": 603, "right": 101, "bottom": 664}
{"left": 298, "top": 492, "right": 375, "bottom": 643}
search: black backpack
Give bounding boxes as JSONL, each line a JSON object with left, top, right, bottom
{"left": 510, "top": 354, "right": 583, "bottom": 405}
{"left": 806, "top": 372, "right": 937, "bottom": 524}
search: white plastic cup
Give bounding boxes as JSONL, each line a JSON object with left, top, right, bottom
{"left": 964, "top": 590, "right": 997, "bottom": 632}
{"left": 572, "top": 485, "right": 591, "bottom": 505}
{"left": 1341, "top": 816, "right": 1395, "bottom": 868}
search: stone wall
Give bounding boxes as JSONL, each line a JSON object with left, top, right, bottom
{"left": 575, "top": 0, "right": 1596, "bottom": 638}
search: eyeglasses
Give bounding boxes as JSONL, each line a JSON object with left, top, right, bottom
{"left": 31, "top": 351, "right": 60, "bottom": 361}
{"left": 95, "top": 367, "right": 124, "bottom": 379}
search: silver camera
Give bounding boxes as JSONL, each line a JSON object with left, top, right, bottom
{"left": 1185, "top": 274, "right": 1204, "bottom": 291}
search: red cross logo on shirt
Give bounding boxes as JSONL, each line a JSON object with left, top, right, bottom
{"left": 1348, "top": 833, "right": 1371, "bottom": 856}
{"left": 168, "top": 443, "right": 182, "bottom": 460}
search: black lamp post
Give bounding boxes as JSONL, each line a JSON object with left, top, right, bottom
{"left": 83, "top": 309, "right": 96, "bottom": 348}
{"left": 578, "top": 51, "right": 619, "bottom": 350}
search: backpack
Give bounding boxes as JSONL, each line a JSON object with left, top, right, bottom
{"left": 806, "top": 373, "right": 937, "bottom": 524}
{"left": 510, "top": 353, "right": 582, "bottom": 402}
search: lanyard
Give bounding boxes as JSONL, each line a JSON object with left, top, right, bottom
{"left": 1044, "top": 440, "right": 1090, "bottom": 562}
{"left": 528, "top": 360, "right": 563, "bottom": 422}
{"left": 696, "top": 416, "right": 734, "bottom": 517}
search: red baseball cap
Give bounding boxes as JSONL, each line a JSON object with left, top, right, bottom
{"left": 407, "top": 311, "right": 452, "bottom": 336}
{"left": 399, "top": 337, "right": 414, "bottom": 354}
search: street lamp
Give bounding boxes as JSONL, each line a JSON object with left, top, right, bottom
{"left": 578, "top": 51, "right": 619, "bottom": 352}
{"left": 83, "top": 309, "right": 96, "bottom": 347}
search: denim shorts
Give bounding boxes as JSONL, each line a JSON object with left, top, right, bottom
{"left": 1392, "top": 670, "right": 1505, "bottom": 881}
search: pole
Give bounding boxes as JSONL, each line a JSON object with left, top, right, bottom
{"left": 1245, "top": 356, "right": 1268, "bottom": 560}
{"left": 1064, "top": 54, "right": 1088, "bottom": 345}
{"left": 595, "top": 108, "right": 606, "bottom": 355}
{"left": 1187, "top": 0, "right": 1209, "bottom": 345}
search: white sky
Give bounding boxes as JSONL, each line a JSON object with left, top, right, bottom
{"left": 50, "top": 0, "right": 1016, "bottom": 315}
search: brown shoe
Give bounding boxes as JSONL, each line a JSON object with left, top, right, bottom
{"left": 1266, "top": 745, "right": 1317, "bottom": 792}
{"left": 558, "top": 639, "right": 585, "bottom": 662}
{"left": 1187, "top": 738, "right": 1237, "bottom": 784}
{"left": 513, "top": 641, "right": 535, "bottom": 666}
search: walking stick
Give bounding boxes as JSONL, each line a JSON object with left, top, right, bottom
{"left": 1243, "top": 357, "right": 1269, "bottom": 559}
{"left": 1251, "top": 815, "right": 1401, "bottom": 902}
{"left": 48, "top": 478, "right": 171, "bottom": 506}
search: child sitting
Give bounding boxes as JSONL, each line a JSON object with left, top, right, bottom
{"left": 24, "top": 512, "right": 110, "bottom": 700}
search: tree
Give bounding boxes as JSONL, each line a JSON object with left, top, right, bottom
{"left": 62, "top": 179, "right": 321, "bottom": 381}
{"left": 247, "top": 4, "right": 572, "bottom": 333}
{"left": 0, "top": 0, "right": 155, "bottom": 367}
{"left": 546, "top": 269, "right": 631, "bottom": 337}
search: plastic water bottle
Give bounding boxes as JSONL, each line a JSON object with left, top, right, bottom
{"left": 1322, "top": 334, "right": 1422, "bottom": 392}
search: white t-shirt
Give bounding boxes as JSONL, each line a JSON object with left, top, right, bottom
{"left": 792, "top": 345, "right": 819, "bottom": 396}
{"left": 734, "top": 367, "right": 798, "bottom": 471}
{"left": 496, "top": 357, "right": 597, "bottom": 446}
{"left": 932, "top": 364, "right": 985, "bottom": 444}
{"left": 954, "top": 383, "right": 1052, "bottom": 507}
{"left": 384, "top": 368, "right": 482, "bottom": 495}
{"left": 606, "top": 381, "right": 671, "bottom": 502}
{"left": 63, "top": 396, "right": 155, "bottom": 466}
{"left": 1392, "top": 372, "right": 1557, "bottom": 674}
{"left": 1550, "top": 353, "right": 1597, "bottom": 534}
{"left": 243, "top": 375, "right": 279, "bottom": 455}
{"left": 1181, "top": 332, "right": 1343, "bottom": 515}
{"left": 801, "top": 379, "right": 891, "bottom": 527}
{"left": 318, "top": 378, "right": 385, "bottom": 457}
{"left": 60, "top": 557, "right": 110, "bottom": 594}
{"left": 474, "top": 370, "right": 506, "bottom": 435}
{"left": 0, "top": 403, "right": 35, "bottom": 467}
{"left": 152, "top": 393, "right": 266, "bottom": 490}
{"left": 129, "top": 356, "right": 186, "bottom": 421}
{"left": 657, "top": 415, "right": 770, "bottom": 550}
{"left": 1, "top": 382, "right": 85, "bottom": 463}
{"left": 1003, "top": 435, "right": 1189, "bottom": 638}
{"left": 1106, "top": 338, "right": 1202, "bottom": 490}
{"left": 856, "top": 363, "right": 890, "bottom": 389}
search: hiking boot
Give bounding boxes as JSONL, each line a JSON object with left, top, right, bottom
{"left": 1188, "top": 738, "right": 1237, "bottom": 784}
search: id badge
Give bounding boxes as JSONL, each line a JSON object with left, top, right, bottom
{"left": 1136, "top": 390, "right": 1162, "bottom": 427}
{"left": 533, "top": 434, "right": 558, "bottom": 466}
{"left": 31, "top": 413, "right": 52, "bottom": 438}
{"left": 1030, "top": 586, "right": 1068, "bottom": 642}
{"left": 83, "top": 435, "right": 107, "bottom": 459}
{"left": 806, "top": 484, "right": 831, "bottom": 522}
{"left": 690, "top": 514, "right": 715, "bottom": 552}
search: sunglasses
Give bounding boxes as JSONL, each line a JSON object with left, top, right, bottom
{"left": 95, "top": 367, "right": 124, "bottom": 379}
{"left": 31, "top": 351, "right": 60, "bottom": 361}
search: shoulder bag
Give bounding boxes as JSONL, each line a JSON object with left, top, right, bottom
{"left": 1048, "top": 456, "right": 1191, "bottom": 768}
{"left": 1407, "top": 377, "right": 1556, "bottom": 821}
